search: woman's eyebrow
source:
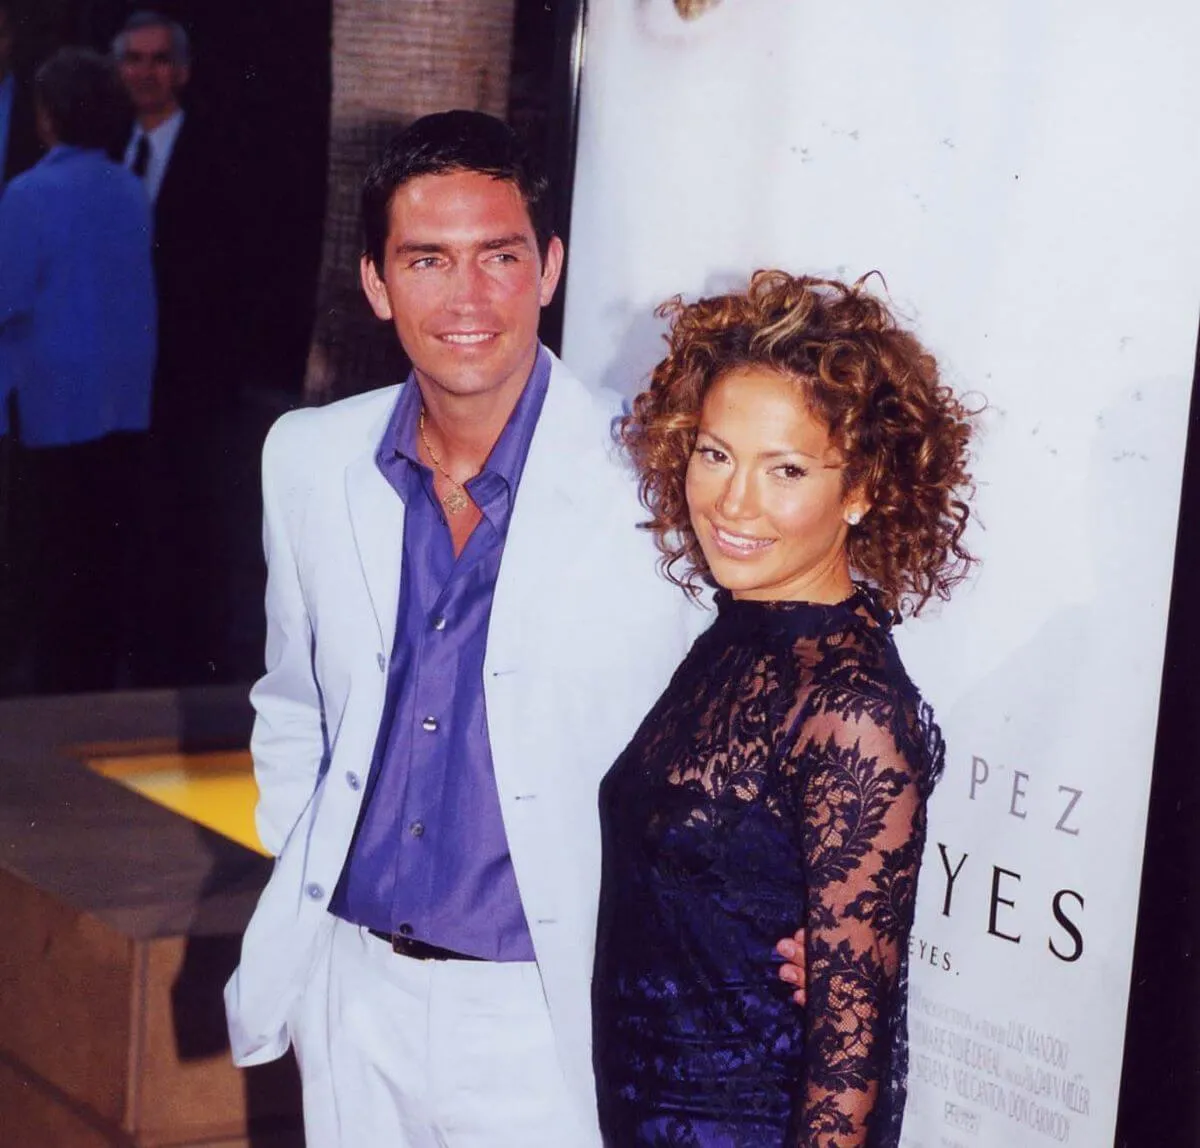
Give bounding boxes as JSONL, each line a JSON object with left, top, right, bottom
{"left": 698, "top": 430, "right": 822, "bottom": 463}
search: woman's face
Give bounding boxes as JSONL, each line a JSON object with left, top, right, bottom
{"left": 685, "top": 366, "right": 864, "bottom": 603}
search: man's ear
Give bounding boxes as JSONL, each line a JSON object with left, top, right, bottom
{"left": 538, "top": 235, "right": 565, "bottom": 307}
{"left": 360, "top": 254, "right": 393, "bottom": 321}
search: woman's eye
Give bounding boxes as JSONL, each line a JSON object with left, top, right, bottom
{"left": 696, "top": 446, "right": 728, "bottom": 464}
{"left": 775, "top": 464, "right": 807, "bottom": 480}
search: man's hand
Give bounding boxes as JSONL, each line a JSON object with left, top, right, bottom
{"left": 776, "top": 929, "right": 807, "bottom": 1005}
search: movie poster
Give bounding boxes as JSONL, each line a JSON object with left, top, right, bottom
{"left": 563, "top": 3, "right": 1200, "bottom": 1142}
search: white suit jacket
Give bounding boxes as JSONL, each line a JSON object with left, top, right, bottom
{"left": 224, "top": 354, "right": 704, "bottom": 1137}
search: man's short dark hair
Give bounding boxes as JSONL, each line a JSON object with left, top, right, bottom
{"left": 35, "top": 47, "right": 131, "bottom": 155}
{"left": 361, "top": 110, "right": 555, "bottom": 271}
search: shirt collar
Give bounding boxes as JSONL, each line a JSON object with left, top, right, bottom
{"left": 377, "top": 344, "right": 552, "bottom": 499}
{"left": 137, "top": 107, "right": 185, "bottom": 150}
{"left": 476, "top": 344, "right": 552, "bottom": 491}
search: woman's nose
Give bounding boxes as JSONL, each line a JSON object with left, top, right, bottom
{"left": 715, "top": 469, "right": 754, "bottom": 519}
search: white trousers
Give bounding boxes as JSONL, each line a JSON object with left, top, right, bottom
{"left": 290, "top": 919, "right": 592, "bottom": 1147}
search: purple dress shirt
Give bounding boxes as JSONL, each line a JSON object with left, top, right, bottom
{"left": 329, "top": 347, "right": 551, "bottom": 961}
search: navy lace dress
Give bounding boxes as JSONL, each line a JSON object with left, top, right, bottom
{"left": 593, "top": 586, "right": 944, "bottom": 1147}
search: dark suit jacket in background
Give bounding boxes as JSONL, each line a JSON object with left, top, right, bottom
{"left": 131, "top": 109, "right": 247, "bottom": 687}
{"left": 147, "top": 110, "right": 244, "bottom": 429}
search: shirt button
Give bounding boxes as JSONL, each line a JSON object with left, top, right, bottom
{"left": 432, "top": 615, "right": 447, "bottom": 631}
{"left": 398, "top": 922, "right": 414, "bottom": 936}
{"left": 376, "top": 652, "right": 386, "bottom": 672}
{"left": 346, "top": 772, "right": 361, "bottom": 791}
{"left": 305, "top": 883, "right": 324, "bottom": 901}
{"left": 410, "top": 820, "right": 425, "bottom": 838}
{"left": 421, "top": 716, "right": 438, "bottom": 733}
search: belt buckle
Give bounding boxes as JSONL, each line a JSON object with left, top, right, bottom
{"left": 391, "top": 933, "right": 435, "bottom": 960}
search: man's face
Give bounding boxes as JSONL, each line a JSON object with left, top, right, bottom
{"left": 0, "top": 10, "right": 14, "bottom": 81}
{"left": 360, "top": 170, "right": 563, "bottom": 406}
{"left": 118, "top": 25, "right": 188, "bottom": 120}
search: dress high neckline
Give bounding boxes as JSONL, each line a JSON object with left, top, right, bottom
{"left": 712, "top": 582, "right": 893, "bottom": 640}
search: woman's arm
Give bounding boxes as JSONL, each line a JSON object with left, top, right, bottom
{"left": 792, "top": 698, "right": 926, "bottom": 1146}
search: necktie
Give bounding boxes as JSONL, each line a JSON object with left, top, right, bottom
{"left": 131, "top": 134, "right": 151, "bottom": 179}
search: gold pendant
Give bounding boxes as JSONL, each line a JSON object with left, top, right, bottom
{"left": 442, "top": 487, "right": 469, "bottom": 515}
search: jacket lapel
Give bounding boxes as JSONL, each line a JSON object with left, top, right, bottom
{"left": 487, "top": 356, "right": 606, "bottom": 676}
{"left": 343, "top": 403, "right": 406, "bottom": 656}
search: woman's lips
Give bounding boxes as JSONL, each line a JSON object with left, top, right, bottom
{"left": 708, "top": 522, "right": 774, "bottom": 558}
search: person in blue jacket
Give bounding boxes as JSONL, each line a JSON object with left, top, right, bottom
{"left": 0, "top": 47, "right": 155, "bottom": 693}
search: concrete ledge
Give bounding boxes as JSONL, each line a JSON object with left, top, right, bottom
{"left": 0, "top": 688, "right": 302, "bottom": 1147}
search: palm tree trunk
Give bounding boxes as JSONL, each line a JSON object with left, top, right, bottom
{"left": 306, "top": 0, "right": 518, "bottom": 400}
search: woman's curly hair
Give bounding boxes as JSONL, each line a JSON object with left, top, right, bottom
{"left": 619, "top": 270, "right": 978, "bottom": 617}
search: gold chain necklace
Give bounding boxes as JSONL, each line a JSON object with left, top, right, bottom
{"left": 418, "top": 409, "right": 470, "bottom": 515}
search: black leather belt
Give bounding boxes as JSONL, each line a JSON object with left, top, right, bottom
{"left": 367, "top": 928, "right": 484, "bottom": 962}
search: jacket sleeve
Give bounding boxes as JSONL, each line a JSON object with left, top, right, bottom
{"left": 248, "top": 415, "right": 328, "bottom": 856}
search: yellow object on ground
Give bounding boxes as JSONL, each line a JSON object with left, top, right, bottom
{"left": 89, "top": 750, "right": 266, "bottom": 855}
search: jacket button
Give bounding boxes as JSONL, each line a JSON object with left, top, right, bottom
{"left": 346, "top": 772, "right": 361, "bottom": 791}
{"left": 421, "top": 716, "right": 438, "bottom": 733}
{"left": 305, "top": 883, "right": 324, "bottom": 901}
{"left": 376, "top": 652, "right": 386, "bottom": 672}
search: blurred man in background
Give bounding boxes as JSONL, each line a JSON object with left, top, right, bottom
{"left": 0, "top": 47, "right": 155, "bottom": 693}
{"left": 113, "top": 10, "right": 242, "bottom": 686}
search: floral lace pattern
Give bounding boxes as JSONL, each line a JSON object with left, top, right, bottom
{"left": 593, "top": 586, "right": 943, "bottom": 1146}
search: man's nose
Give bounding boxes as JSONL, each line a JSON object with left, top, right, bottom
{"left": 445, "top": 261, "right": 487, "bottom": 309}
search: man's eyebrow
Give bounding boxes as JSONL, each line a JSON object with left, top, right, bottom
{"left": 480, "top": 233, "right": 533, "bottom": 251}
{"left": 391, "top": 241, "right": 447, "bottom": 256}
{"left": 391, "top": 234, "right": 533, "bottom": 257}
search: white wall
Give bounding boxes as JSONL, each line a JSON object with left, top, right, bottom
{"left": 563, "top": 3, "right": 1200, "bottom": 1142}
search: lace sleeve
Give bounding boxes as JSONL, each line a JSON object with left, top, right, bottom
{"left": 790, "top": 693, "right": 926, "bottom": 1146}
